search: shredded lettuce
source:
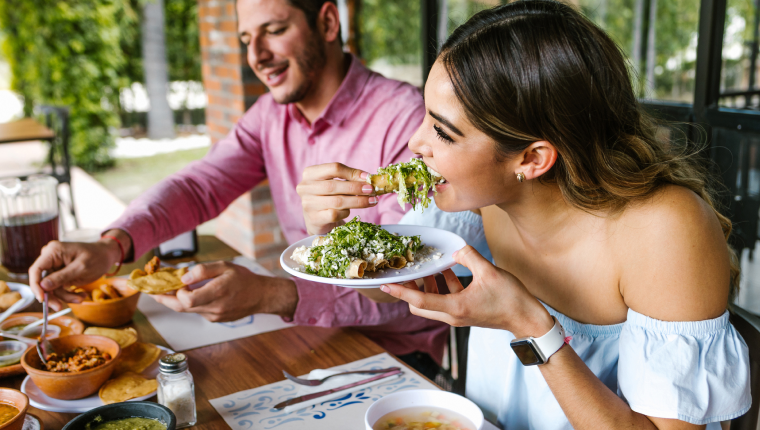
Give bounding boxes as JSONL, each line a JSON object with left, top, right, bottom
{"left": 373, "top": 158, "right": 441, "bottom": 211}
{"left": 305, "top": 217, "right": 422, "bottom": 278}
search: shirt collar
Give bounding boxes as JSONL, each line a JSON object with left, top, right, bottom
{"left": 287, "top": 54, "right": 371, "bottom": 129}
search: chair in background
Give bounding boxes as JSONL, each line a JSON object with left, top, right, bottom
{"left": 730, "top": 305, "right": 760, "bottom": 430}
{"left": 0, "top": 106, "right": 78, "bottom": 229}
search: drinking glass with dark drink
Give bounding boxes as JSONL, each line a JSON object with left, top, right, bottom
{"left": 0, "top": 175, "right": 59, "bottom": 279}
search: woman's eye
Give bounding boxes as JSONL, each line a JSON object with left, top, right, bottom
{"left": 269, "top": 28, "right": 286, "bottom": 35}
{"left": 433, "top": 124, "right": 454, "bottom": 143}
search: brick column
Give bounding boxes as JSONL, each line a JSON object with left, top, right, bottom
{"left": 198, "top": 0, "right": 287, "bottom": 274}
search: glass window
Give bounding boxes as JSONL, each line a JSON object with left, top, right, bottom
{"left": 579, "top": 0, "right": 701, "bottom": 103}
{"left": 359, "top": 0, "right": 422, "bottom": 87}
{"left": 444, "top": 0, "right": 503, "bottom": 38}
{"left": 719, "top": 0, "right": 759, "bottom": 109}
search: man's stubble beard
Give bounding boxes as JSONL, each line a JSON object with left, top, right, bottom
{"left": 272, "top": 32, "right": 327, "bottom": 105}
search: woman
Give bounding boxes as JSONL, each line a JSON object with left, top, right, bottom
{"left": 300, "top": 1, "right": 750, "bottom": 428}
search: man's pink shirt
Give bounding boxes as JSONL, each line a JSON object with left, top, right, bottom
{"left": 107, "top": 56, "right": 448, "bottom": 362}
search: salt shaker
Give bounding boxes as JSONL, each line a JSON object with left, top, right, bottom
{"left": 157, "top": 353, "right": 197, "bottom": 428}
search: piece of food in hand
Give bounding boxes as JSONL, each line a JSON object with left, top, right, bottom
{"left": 0, "top": 291, "right": 22, "bottom": 311}
{"left": 114, "top": 342, "right": 161, "bottom": 375}
{"left": 144, "top": 256, "right": 160, "bottom": 274}
{"left": 84, "top": 327, "right": 138, "bottom": 349}
{"left": 45, "top": 346, "right": 112, "bottom": 372}
{"left": 0, "top": 281, "right": 9, "bottom": 295}
{"left": 127, "top": 257, "right": 188, "bottom": 294}
{"left": 291, "top": 217, "right": 423, "bottom": 279}
{"left": 368, "top": 158, "right": 445, "bottom": 210}
{"left": 99, "top": 371, "right": 158, "bottom": 404}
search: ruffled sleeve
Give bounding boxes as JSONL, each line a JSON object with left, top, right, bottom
{"left": 618, "top": 309, "right": 751, "bottom": 425}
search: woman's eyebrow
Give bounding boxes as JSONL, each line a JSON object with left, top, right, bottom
{"left": 428, "top": 111, "right": 464, "bottom": 137}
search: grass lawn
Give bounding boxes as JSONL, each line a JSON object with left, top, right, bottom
{"left": 93, "top": 147, "right": 210, "bottom": 204}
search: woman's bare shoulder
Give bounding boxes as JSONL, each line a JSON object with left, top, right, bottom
{"left": 613, "top": 185, "right": 730, "bottom": 321}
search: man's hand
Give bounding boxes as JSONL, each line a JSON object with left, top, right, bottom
{"left": 297, "top": 162, "right": 378, "bottom": 235}
{"left": 28, "top": 230, "right": 130, "bottom": 311}
{"left": 151, "top": 261, "right": 299, "bottom": 322}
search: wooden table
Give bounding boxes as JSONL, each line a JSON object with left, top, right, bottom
{"left": 0, "top": 236, "right": 388, "bottom": 430}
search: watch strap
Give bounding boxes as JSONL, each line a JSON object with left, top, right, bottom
{"left": 533, "top": 316, "right": 565, "bottom": 363}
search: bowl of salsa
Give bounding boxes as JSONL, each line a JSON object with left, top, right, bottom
{"left": 61, "top": 401, "right": 175, "bottom": 430}
{"left": 0, "top": 388, "right": 28, "bottom": 430}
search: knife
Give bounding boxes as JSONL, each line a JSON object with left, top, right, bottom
{"left": 273, "top": 369, "right": 403, "bottom": 410}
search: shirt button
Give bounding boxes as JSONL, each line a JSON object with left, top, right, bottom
{"left": 308, "top": 317, "right": 317, "bottom": 324}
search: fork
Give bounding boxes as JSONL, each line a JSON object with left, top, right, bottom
{"left": 283, "top": 367, "right": 401, "bottom": 386}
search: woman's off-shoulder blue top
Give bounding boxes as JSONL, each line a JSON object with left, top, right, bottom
{"left": 467, "top": 303, "right": 751, "bottom": 429}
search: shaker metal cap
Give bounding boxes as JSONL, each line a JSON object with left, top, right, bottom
{"left": 159, "top": 352, "right": 188, "bottom": 373}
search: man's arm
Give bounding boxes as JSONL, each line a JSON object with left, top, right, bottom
{"left": 109, "top": 118, "right": 267, "bottom": 260}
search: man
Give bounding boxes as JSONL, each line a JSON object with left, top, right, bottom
{"left": 29, "top": 0, "right": 447, "bottom": 377}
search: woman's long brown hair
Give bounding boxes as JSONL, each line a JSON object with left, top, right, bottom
{"left": 440, "top": 0, "right": 740, "bottom": 299}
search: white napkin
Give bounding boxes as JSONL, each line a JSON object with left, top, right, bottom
{"left": 282, "top": 368, "right": 403, "bottom": 413}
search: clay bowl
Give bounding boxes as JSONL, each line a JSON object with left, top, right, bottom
{"left": 0, "top": 388, "right": 28, "bottom": 430}
{"left": 66, "top": 278, "right": 140, "bottom": 327}
{"left": 20, "top": 335, "right": 121, "bottom": 400}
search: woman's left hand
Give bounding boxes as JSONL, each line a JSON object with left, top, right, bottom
{"left": 381, "top": 245, "right": 553, "bottom": 337}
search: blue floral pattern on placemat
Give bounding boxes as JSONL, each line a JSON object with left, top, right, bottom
{"left": 210, "top": 353, "right": 439, "bottom": 430}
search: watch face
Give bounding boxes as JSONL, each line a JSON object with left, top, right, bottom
{"left": 510, "top": 339, "right": 542, "bottom": 366}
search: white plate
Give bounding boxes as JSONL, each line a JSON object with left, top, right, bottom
{"left": 280, "top": 225, "right": 466, "bottom": 289}
{"left": 5, "top": 283, "right": 35, "bottom": 313}
{"left": 21, "top": 345, "right": 174, "bottom": 413}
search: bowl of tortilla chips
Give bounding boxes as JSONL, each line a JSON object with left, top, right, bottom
{"left": 65, "top": 278, "right": 140, "bottom": 328}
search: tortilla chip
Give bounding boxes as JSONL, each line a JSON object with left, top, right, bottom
{"left": 127, "top": 266, "right": 187, "bottom": 294}
{"left": 84, "top": 327, "right": 138, "bottom": 349}
{"left": 115, "top": 342, "right": 161, "bottom": 375}
{"left": 0, "top": 292, "right": 22, "bottom": 311}
{"left": 99, "top": 372, "right": 158, "bottom": 404}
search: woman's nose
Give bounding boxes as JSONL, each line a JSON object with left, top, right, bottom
{"left": 408, "top": 125, "right": 429, "bottom": 156}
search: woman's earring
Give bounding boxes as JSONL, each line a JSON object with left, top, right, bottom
{"left": 516, "top": 172, "right": 525, "bottom": 183}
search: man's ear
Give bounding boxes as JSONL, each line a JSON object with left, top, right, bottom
{"left": 318, "top": 1, "right": 341, "bottom": 43}
{"left": 518, "top": 140, "right": 558, "bottom": 180}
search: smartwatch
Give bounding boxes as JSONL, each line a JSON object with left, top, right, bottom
{"left": 510, "top": 316, "right": 566, "bottom": 366}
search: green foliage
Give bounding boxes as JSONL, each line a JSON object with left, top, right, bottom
{"left": 165, "top": 0, "right": 201, "bottom": 83}
{"left": 0, "top": 0, "right": 141, "bottom": 170}
{"left": 359, "top": 0, "right": 420, "bottom": 65}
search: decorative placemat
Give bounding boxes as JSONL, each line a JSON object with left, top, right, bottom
{"left": 210, "top": 353, "right": 440, "bottom": 430}
{"left": 137, "top": 256, "right": 292, "bottom": 351}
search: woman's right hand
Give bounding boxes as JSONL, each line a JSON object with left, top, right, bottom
{"left": 28, "top": 235, "right": 126, "bottom": 311}
{"left": 297, "top": 163, "right": 378, "bottom": 235}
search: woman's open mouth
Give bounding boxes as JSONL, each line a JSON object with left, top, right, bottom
{"left": 427, "top": 166, "right": 448, "bottom": 184}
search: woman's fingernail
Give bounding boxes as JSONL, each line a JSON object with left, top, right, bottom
{"left": 41, "top": 279, "right": 52, "bottom": 290}
{"left": 452, "top": 250, "right": 459, "bottom": 258}
{"left": 369, "top": 197, "right": 378, "bottom": 205}
{"left": 181, "top": 273, "right": 193, "bottom": 284}
{"left": 380, "top": 285, "right": 390, "bottom": 293}
{"left": 360, "top": 172, "right": 369, "bottom": 180}
{"left": 362, "top": 185, "right": 373, "bottom": 194}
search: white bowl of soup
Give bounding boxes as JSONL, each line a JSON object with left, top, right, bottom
{"left": 365, "top": 389, "right": 484, "bottom": 430}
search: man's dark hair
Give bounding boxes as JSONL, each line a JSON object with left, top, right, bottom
{"left": 287, "top": 0, "right": 338, "bottom": 30}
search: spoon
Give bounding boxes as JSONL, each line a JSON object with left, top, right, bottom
{"left": 22, "top": 308, "right": 71, "bottom": 330}
{"left": 36, "top": 292, "right": 54, "bottom": 364}
{"left": 0, "top": 332, "right": 37, "bottom": 345}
